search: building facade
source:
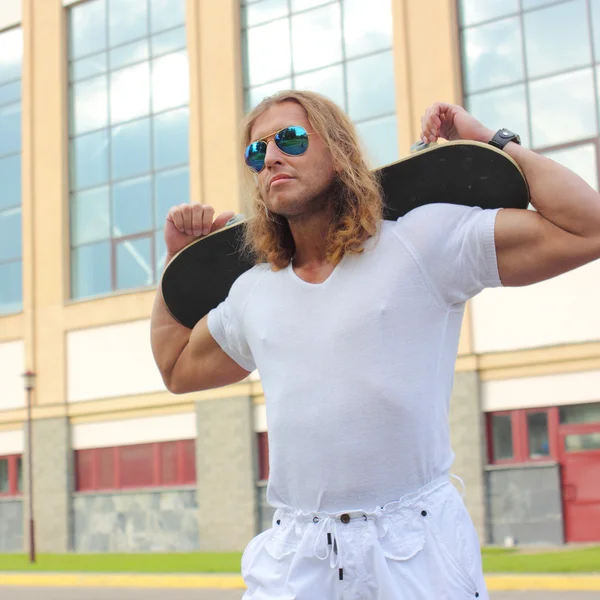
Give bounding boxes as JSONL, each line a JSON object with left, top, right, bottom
{"left": 0, "top": 0, "right": 599, "bottom": 553}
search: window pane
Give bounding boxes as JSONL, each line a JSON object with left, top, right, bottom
{"left": 70, "top": 53, "right": 108, "bottom": 82}
{"left": 0, "top": 260, "right": 22, "bottom": 313}
{"left": 112, "top": 176, "right": 153, "bottom": 237}
{"left": 530, "top": 68, "right": 596, "bottom": 148}
{"left": 292, "top": 3, "right": 342, "bottom": 73}
{"left": 565, "top": 432, "right": 600, "bottom": 452}
{"left": 591, "top": 0, "right": 600, "bottom": 62}
{"left": 70, "top": 130, "right": 109, "bottom": 190}
{"left": 71, "top": 187, "right": 110, "bottom": 245}
{"left": 110, "top": 62, "right": 150, "bottom": 124}
{"left": 524, "top": 0, "right": 590, "bottom": 80}
{"left": 16, "top": 456, "right": 22, "bottom": 492}
{"left": 0, "top": 27, "right": 23, "bottom": 85}
{"left": 542, "top": 144, "right": 597, "bottom": 192}
{"left": 182, "top": 440, "right": 196, "bottom": 483}
{"left": 71, "top": 241, "right": 111, "bottom": 298}
{"left": 151, "top": 52, "right": 189, "bottom": 112}
{"left": 0, "top": 459, "right": 9, "bottom": 493}
{"left": 119, "top": 444, "right": 154, "bottom": 487}
{"left": 247, "top": 78, "right": 292, "bottom": 111}
{"left": 243, "top": 0, "right": 289, "bottom": 27}
{"left": 111, "top": 117, "right": 151, "bottom": 180}
{"left": 97, "top": 447, "right": 115, "bottom": 488}
{"left": 246, "top": 18, "right": 291, "bottom": 86}
{"left": 160, "top": 441, "right": 178, "bottom": 484}
{"left": 72, "top": 75, "right": 108, "bottom": 135}
{"left": 347, "top": 51, "right": 396, "bottom": 122}
{"left": 153, "top": 107, "right": 189, "bottom": 170}
{"left": 527, "top": 412, "right": 550, "bottom": 458}
{"left": 109, "top": 39, "right": 149, "bottom": 71}
{"left": 355, "top": 114, "right": 399, "bottom": 168}
{"left": 0, "top": 81, "right": 21, "bottom": 106}
{"left": 155, "top": 167, "right": 189, "bottom": 226}
{"left": 0, "top": 155, "right": 21, "bottom": 210}
{"left": 491, "top": 414, "right": 513, "bottom": 460}
{"left": 69, "top": 0, "right": 107, "bottom": 59}
{"left": 343, "top": 0, "right": 393, "bottom": 59}
{"left": 75, "top": 450, "right": 94, "bottom": 491}
{"left": 116, "top": 236, "right": 153, "bottom": 289}
{"left": 560, "top": 402, "right": 600, "bottom": 425}
{"left": 291, "top": 0, "right": 331, "bottom": 10}
{"left": 108, "top": 0, "right": 148, "bottom": 47}
{"left": 459, "top": 0, "right": 519, "bottom": 27}
{"left": 150, "top": 0, "right": 186, "bottom": 33}
{"left": 523, "top": 0, "right": 560, "bottom": 9}
{"left": 462, "top": 17, "right": 523, "bottom": 94}
{"left": 467, "top": 84, "right": 530, "bottom": 148}
{"left": 0, "top": 102, "right": 22, "bottom": 155}
{"left": 294, "top": 64, "right": 345, "bottom": 110}
{"left": 0, "top": 207, "right": 21, "bottom": 262}
{"left": 151, "top": 26, "right": 186, "bottom": 57}
{"left": 154, "top": 230, "right": 167, "bottom": 275}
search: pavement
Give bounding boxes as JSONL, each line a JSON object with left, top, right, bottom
{"left": 1, "top": 587, "right": 600, "bottom": 600}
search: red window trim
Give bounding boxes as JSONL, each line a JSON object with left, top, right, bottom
{"left": 75, "top": 440, "right": 196, "bottom": 492}
{"left": 487, "top": 407, "right": 559, "bottom": 465}
{"left": 0, "top": 454, "right": 22, "bottom": 497}
{"left": 257, "top": 432, "right": 269, "bottom": 481}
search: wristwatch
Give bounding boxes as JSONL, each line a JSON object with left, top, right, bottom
{"left": 488, "top": 128, "right": 521, "bottom": 150}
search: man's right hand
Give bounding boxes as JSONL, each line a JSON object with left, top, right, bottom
{"left": 164, "top": 203, "right": 235, "bottom": 257}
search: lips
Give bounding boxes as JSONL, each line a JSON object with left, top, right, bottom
{"left": 270, "top": 174, "right": 293, "bottom": 187}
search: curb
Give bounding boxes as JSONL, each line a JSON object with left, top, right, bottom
{"left": 1, "top": 572, "right": 600, "bottom": 591}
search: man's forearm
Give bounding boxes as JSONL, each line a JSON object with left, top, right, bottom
{"left": 480, "top": 128, "right": 600, "bottom": 239}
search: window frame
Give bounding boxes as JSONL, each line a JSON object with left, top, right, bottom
{"left": 74, "top": 439, "right": 196, "bottom": 492}
{"left": 0, "top": 453, "right": 22, "bottom": 497}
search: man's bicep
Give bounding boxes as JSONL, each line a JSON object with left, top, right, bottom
{"left": 495, "top": 208, "right": 599, "bottom": 287}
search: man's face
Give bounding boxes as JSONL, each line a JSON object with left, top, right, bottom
{"left": 248, "top": 101, "right": 337, "bottom": 218}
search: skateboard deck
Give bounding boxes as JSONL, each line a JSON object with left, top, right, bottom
{"left": 161, "top": 140, "right": 530, "bottom": 329}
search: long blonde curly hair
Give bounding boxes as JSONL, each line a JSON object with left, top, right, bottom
{"left": 239, "top": 90, "right": 383, "bottom": 269}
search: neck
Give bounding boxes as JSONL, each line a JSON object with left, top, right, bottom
{"left": 287, "top": 198, "right": 335, "bottom": 267}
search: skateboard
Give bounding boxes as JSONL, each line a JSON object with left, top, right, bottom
{"left": 161, "top": 140, "right": 530, "bottom": 329}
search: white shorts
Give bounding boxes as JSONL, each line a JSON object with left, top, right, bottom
{"left": 241, "top": 474, "right": 488, "bottom": 600}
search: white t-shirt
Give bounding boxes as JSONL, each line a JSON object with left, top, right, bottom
{"left": 207, "top": 203, "right": 502, "bottom": 513}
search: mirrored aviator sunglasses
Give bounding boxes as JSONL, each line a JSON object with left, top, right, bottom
{"left": 244, "top": 125, "right": 311, "bottom": 173}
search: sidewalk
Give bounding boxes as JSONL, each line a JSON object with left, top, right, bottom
{"left": 1, "top": 572, "right": 600, "bottom": 591}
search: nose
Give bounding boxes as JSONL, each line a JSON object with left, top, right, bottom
{"left": 263, "top": 139, "right": 284, "bottom": 170}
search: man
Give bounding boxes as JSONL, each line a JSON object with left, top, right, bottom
{"left": 151, "top": 91, "right": 600, "bottom": 599}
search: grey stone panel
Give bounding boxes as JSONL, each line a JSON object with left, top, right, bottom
{"left": 73, "top": 489, "right": 200, "bottom": 552}
{"left": 486, "top": 463, "right": 564, "bottom": 545}
{"left": 0, "top": 498, "right": 24, "bottom": 552}
{"left": 257, "top": 484, "right": 274, "bottom": 533}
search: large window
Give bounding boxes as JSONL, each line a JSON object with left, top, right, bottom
{"left": 0, "top": 27, "right": 23, "bottom": 315}
{"left": 459, "top": 0, "right": 600, "bottom": 192}
{"left": 0, "top": 454, "right": 22, "bottom": 496}
{"left": 241, "top": 0, "right": 398, "bottom": 168}
{"left": 67, "top": 0, "right": 189, "bottom": 299}
{"left": 74, "top": 440, "right": 196, "bottom": 491}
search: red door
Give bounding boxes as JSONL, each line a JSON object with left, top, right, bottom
{"left": 559, "top": 424, "right": 600, "bottom": 542}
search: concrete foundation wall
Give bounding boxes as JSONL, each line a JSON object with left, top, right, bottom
{"left": 486, "top": 463, "right": 564, "bottom": 545}
{"left": 73, "top": 488, "right": 199, "bottom": 552}
{"left": 0, "top": 498, "right": 24, "bottom": 552}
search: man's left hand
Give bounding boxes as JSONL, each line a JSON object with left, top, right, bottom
{"left": 420, "top": 102, "right": 494, "bottom": 145}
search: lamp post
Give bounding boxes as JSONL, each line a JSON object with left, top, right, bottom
{"left": 22, "top": 370, "right": 36, "bottom": 564}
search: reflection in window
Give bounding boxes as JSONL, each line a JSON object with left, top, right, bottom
{"left": 564, "top": 432, "right": 600, "bottom": 452}
{"left": 459, "top": 0, "right": 518, "bottom": 27}
{"left": 542, "top": 144, "right": 598, "bottom": 192}
{"left": 560, "top": 402, "right": 600, "bottom": 425}
{"left": 491, "top": 414, "right": 514, "bottom": 461}
{"left": 527, "top": 412, "right": 550, "bottom": 458}
{"left": 67, "top": 0, "right": 189, "bottom": 299}
{"left": 241, "top": 0, "right": 398, "bottom": 168}
{"left": 0, "top": 26, "right": 23, "bottom": 315}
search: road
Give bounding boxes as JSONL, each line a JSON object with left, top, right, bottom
{"left": 1, "top": 588, "right": 599, "bottom": 600}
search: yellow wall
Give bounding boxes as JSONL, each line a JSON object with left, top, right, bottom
{"left": 1, "top": 0, "right": 598, "bottom": 431}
